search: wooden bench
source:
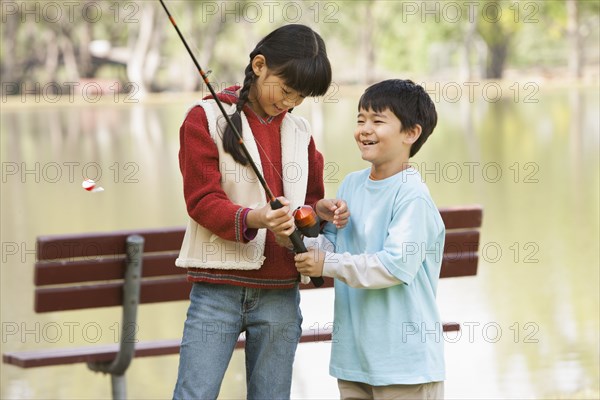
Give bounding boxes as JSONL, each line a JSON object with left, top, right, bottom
{"left": 3, "top": 205, "right": 483, "bottom": 399}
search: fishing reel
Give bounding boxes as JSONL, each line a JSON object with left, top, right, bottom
{"left": 292, "top": 205, "right": 320, "bottom": 238}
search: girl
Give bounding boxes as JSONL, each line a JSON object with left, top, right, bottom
{"left": 173, "top": 24, "right": 348, "bottom": 399}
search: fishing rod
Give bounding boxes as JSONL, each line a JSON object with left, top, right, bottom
{"left": 159, "top": 0, "right": 324, "bottom": 287}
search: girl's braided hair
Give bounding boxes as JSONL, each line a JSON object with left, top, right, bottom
{"left": 223, "top": 24, "right": 332, "bottom": 165}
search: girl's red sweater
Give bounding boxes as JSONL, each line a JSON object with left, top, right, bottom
{"left": 178, "top": 87, "right": 325, "bottom": 289}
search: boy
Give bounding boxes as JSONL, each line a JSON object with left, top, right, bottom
{"left": 295, "top": 79, "right": 445, "bottom": 399}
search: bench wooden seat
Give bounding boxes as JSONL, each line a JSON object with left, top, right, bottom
{"left": 3, "top": 205, "right": 482, "bottom": 399}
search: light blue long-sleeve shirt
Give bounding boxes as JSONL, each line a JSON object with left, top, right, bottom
{"left": 323, "top": 167, "right": 446, "bottom": 385}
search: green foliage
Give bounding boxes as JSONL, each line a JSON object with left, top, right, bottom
{"left": 1, "top": 0, "right": 598, "bottom": 93}
{"left": 476, "top": 0, "right": 523, "bottom": 45}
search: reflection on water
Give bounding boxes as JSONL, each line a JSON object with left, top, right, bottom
{"left": 1, "top": 86, "right": 598, "bottom": 399}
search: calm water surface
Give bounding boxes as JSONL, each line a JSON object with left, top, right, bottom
{"left": 1, "top": 84, "right": 598, "bottom": 399}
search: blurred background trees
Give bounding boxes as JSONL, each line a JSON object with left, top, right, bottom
{"left": 1, "top": 0, "right": 598, "bottom": 98}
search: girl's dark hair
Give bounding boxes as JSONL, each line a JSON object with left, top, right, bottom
{"left": 358, "top": 79, "right": 438, "bottom": 157}
{"left": 224, "top": 24, "right": 332, "bottom": 165}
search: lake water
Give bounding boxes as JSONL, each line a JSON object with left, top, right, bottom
{"left": 1, "top": 83, "right": 598, "bottom": 399}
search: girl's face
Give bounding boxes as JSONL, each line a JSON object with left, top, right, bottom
{"left": 249, "top": 55, "right": 305, "bottom": 118}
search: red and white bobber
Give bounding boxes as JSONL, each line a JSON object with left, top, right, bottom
{"left": 82, "top": 179, "right": 104, "bottom": 193}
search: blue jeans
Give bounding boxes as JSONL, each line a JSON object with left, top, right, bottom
{"left": 173, "top": 282, "right": 302, "bottom": 400}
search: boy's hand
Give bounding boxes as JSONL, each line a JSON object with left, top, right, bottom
{"left": 316, "top": 198, "right": 350, "bottom": 229}
{"left": 294, "top": 247, "right": 325, "bottom": 277}
{"left": 247, "top": 197, "right": 295, "bottom": 236}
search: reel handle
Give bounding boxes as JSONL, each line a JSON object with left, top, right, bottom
{"left": 271, "top": 199, "right": 324, "bottom": 288}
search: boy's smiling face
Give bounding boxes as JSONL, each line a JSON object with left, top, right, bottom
{"left": 355, "top": 107, "right": 404, "bottom": 165}
{"left": 355, "top": 107, "right": 422, "bottom": 179}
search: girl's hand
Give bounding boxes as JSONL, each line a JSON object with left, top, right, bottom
{"left": 247, "top": 197, "right": 295, "bottom": 236}
{"left": 316, "top": 198, "right": 350, "bottom": 229}
{"left": 294, "top": 247, "right": 325, "bottom": 277}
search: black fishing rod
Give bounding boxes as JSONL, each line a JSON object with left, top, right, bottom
{"left": 159, "top": 0, "right": 324, "bottom": 287}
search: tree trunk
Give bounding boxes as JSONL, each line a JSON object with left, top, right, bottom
{"left": 566, "top": 0, "right": 582, "bottom": 79}
{"left": 476, "top": 0, "right": 515, "bottom": 80}
{"left": 127, "top": 1, "right": 156, "bottom": 98}
{"left": 143, "top": 15, "right": 165, "bottom": 90}
{"left": 1, "top": 9, "right": 19, "bottom": 84}
{"left": 179, "top": 4, "right": 226, "bottom": 92}
{"left": 362, "top": 4, "right": 375, "bottom": 84}
{"left": 78, "top": 22, "right": 94, "bottom": 78}
{"left": 44, "top": 30, "right": 60, "bottom": 83}
{"left": 486, "top": 41, "right": 508, "bottom": 79}
{"left": 461, "top": 18, "right": 477, "bottom": 80}
{"left": 59, "top": 34, "right": 80, "bottom": 82}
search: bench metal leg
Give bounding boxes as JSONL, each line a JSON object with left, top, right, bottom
{"left": 88, "top": 235, "right": 145, "bottom": 400}
{"left": 112, "top": 374, "right": 127, "bottom": 400}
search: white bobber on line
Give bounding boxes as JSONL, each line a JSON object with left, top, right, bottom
{"left": 82, "top": 179, "right": 105, "bottom": 193}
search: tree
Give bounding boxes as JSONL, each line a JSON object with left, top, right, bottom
{"left": 567, "top": 0, "right": 582, "bottom": 78}
{"left": 476, "top": 0, "right": 523, "bottom": 79}
{"left": 125, "top": 2, "right": 163, "bottom": 98}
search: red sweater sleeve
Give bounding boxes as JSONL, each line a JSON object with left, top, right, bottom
{"left": 179, "top": 106, "right": 246, "bottom": 242}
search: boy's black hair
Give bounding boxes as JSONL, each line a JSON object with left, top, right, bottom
{"left": 358, "top": 79, "right": 437, "bottom": 157}
{"left": 224, "top": 24, "right": 332, "bottom": 165}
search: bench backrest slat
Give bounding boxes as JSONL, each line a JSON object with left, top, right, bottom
{"left": 33, "top": 206, "right": 483, "bottom": 313}
{"left": 439, "top": 205, "right": 482, "bottom": 230}
{"left": 37, "top": 227, "right": 185, "bottom": 261}
{"left": 34, "top": 248, "right": 479, "bottom": 311}
{"left": 35, "top": 276, "right": 188, "bottom": 312}
{"left": 35, "top": 229, "right": 479, "bottom": 287}
{"left": 35, "top": 253, "right": 183, "bottom": 286}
